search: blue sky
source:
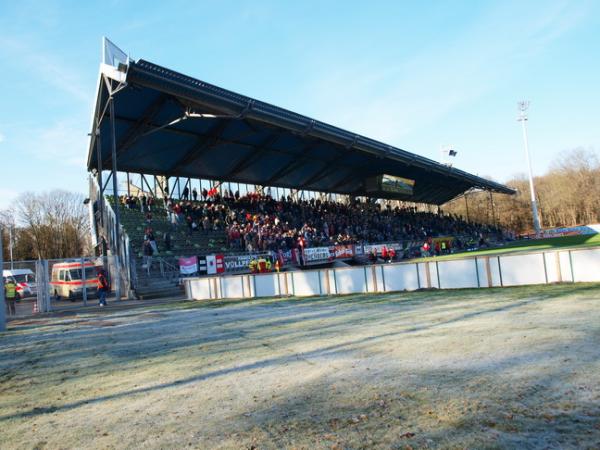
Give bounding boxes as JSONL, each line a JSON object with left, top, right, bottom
{"left": 0, "top": 0, "right": 599, "bottom": 209}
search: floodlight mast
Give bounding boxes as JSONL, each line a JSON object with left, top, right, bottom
{"left": 517, "top": 101, "right": 541, "bottom": 236}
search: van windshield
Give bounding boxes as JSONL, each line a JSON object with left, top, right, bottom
{"left": 13, "top": 274, "right": 32, "bottom": 283}
{"left": 69, "top": 267, "right": 97, "bottom": 281}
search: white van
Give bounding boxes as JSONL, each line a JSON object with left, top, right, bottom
{"left": 2, "top": 269, "right": 37, "bottom": 300}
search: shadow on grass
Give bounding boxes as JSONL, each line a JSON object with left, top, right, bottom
{"left": 3, "top": 283, "right": 598, "bottom": 422}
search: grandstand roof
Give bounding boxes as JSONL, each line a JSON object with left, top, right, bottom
{"left": 87, "top": 57, "right": 515, "bottom": 204}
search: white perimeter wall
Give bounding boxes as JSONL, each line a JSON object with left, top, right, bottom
{"left": 184, "top": 248, "right": 600, "bottom": 301}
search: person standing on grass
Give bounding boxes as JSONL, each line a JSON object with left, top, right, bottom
{"left": 4, "top": 277, "right": 17, "bottom": 316}
{"left": 97, "top": 269, "right": 109, "bottom": 307}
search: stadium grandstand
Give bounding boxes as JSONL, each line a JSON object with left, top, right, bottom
{"left": 87, "top": 39, "right": 515, "bottom": 300}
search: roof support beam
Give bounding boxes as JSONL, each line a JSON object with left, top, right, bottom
{"left": 225, "top": 133, "right": 281, "bottom": 177}
{"left": 329, "top": 171, "right": 361, "bottom": 191}
{"left": 108, "top": 95, "right": 170, "bottom": 165}
{"left": 263, "top": 140, "right": 323, "bottom": 185}
{"left": 169, "top": 119, "right": 232, "bottom": 173}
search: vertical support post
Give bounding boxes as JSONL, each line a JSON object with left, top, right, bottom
{"left": 0, "top": 226, "right": 6, "bottom": 331}
{"left": 568, "top": 250, "right": 575, "bottom": 282}
{"left": 109, "top": 96, "right": 122, "bottom": 302}
{"left": 474, "top": 257, "right": 481, "bottom": 288}
{"left": 497, "top": 256, "right": 504, "bottom": 287}
{"left": 43, "top": 260, "right": 51, "bottom": 312}
{"left": 318, "top": 270, "right": 323, "bottom": 295}
{"left": 95, "top": 126, "right": 105, "bottom": 227}
{"left": 542, "top": 253, "right": 548, "bottom": 284}
{"left": 485, "top": 257, "right": 493, "bottom": 287}
{"left": 81, "top": 258, "right": 87, "bottom": 306}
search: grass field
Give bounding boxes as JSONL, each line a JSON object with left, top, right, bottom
{"left": 419, "top": 233, "right": 600, "bottom": 262}
{"left": 1, "top": 284, "right": 600, "bottom": 449}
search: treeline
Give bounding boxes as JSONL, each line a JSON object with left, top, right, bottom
{"left": 1, "top": 191, "right": 91, "bottom": 261}
{"left": 444, "top": 148, "right": 600, "bottom": 233}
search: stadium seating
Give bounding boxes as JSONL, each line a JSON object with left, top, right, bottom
{"left": 106, "top": 197, "right": 228, "bottom": 257}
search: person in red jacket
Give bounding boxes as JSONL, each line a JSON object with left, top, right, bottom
{"left": 388, "top": 247, "right": 396, "bottom": 262}
{"left": 381, "top": 246, "right": 388, "bottom": 263}
{"left": 97, "top": 269, "right": 110, "bottom": 307}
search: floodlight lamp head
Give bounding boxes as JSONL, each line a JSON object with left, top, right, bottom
{"left": 518, "top": 100, "right": 530, "bottom": 112}
{"left": 517, "top": 100, "right": 530, "bottom": 121}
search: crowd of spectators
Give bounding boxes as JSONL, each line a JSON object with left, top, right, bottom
{"left": 120, "top": 189, "right": 503, "bottom": 253}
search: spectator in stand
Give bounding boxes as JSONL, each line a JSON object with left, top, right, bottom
{"left": 182, "top": 186, "right": 190, "bottom": 200}
{"left": 201, "top": 188, "right": 208, "bottom": 201}
{"left": 140, "top": 194, "right": 147, "bottom": 213}
{"left": 145, "top": 227, "right": 158, "bottom": 255}
{"left": 163, "top": 231, "right": 172, "bottom": 251}
{"left": 192, "top": 188, "right": 198, "bottom": 201}
{"left": 142, "top": 238, "right": 154, "bottom": 270}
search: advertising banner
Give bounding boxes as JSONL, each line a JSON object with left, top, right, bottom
{"left": 363, "top": 242, "right": 403, "bottom": 255}
{"left": 329, "top": 244, "right": 355, "bottom": 259}
{"left": 179, "top": 256, "right": 198, "bottom": 275}
{"left": 302, "top": 247, "right": 333, "bottom": 264}
{"left": 223, "top": 253, "right": 272, "bottom": 273}
{"left": 198, "top": 254, "right": 224, "bottom": 275}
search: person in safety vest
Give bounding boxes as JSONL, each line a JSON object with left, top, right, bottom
{"left": 4, "top": 277, "right": 17, "bottom": 316}
{"left": 265, "top": 259, "right": 272, "bottom": 272}
{"left": 97, "top": 269, "right": 109, "bottom": 307}
{"left": 249, "top": 259, "right": 258, "bottom": 273}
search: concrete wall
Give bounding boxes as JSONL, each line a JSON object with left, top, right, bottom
{"left": 184, "top": 248, "right": 600, "bottom": 301}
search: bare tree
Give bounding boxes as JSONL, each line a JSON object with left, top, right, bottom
{"left": 6, "top": 190, "right": 91, "bottom": 260}
{"left": 444, "top": 148, "right": 600, "bottom": 234}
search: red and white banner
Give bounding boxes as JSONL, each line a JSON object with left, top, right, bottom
{"left": 179, "top": 256, "right": 198, "bottom": 275}
{"left": 330, "top": 244, "right": 355, "bottom": 259}
{"left": 200, "top": 254, "right": 225, "bottom": 275}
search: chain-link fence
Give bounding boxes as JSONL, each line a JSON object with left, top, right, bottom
{"left": 3, "top": 256, "right": 121, "bottom": 318}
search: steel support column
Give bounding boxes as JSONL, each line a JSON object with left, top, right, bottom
{"left": 0, "top": 226, "right": 6, "bottom": 331}
{"left": 109, "top": 96, "right": 122, "bottom": 301}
